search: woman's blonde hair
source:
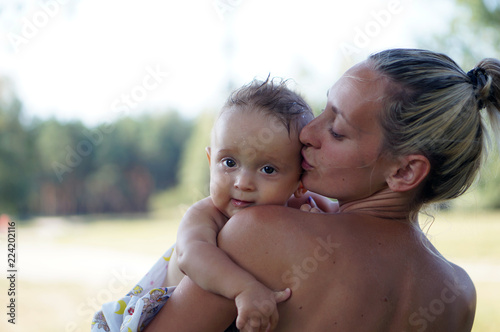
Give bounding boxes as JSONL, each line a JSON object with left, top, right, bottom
{"left": 369, "top": 49, "right": 500, "bottom": 213}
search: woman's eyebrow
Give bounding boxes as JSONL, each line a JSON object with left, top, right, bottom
{"left": 331, "top": 104, "right": 357, "bottom": 132}
{"left": 331, "top": 105, "right": 344, "bottom": 119}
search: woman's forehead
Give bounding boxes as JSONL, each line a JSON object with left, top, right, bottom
{"left": 330, "top": 61, "right": 380, "bottom": 91}
{"left": 327, "top": 62, "right": 387, "bottom": 134}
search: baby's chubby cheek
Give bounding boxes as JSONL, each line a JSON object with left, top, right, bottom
{"left": 210, "top": 173, "right": 232, "bottom": 193}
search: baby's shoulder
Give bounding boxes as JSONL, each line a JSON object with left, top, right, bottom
{"left": 183, "top": 197, "right": 228, "bottom": 229}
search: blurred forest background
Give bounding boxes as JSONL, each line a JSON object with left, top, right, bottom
{"left": 0, "top": 99, "right": 200, "bottom": 216}
{"left": 0, "top": 1, "right": 500, "bottom": 332}
{"left": 1, "top": 0, "right": 499, "bottom": 220}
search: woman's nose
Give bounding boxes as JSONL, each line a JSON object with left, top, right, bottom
{"left": 300, "top": 116, "right": 320, "bottom": 148}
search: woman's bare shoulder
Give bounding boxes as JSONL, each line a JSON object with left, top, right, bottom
{"left": 217, "top": 206, "right": 330, "bottom": 288}
{"left": 433, "top": 259, "right": 476, "bottom": 331}
{"left": 224, "top": 205, "right": 308, "bottom": 229}
{"left": 217, "top": 206, "right": 310, "bottom": 253}
{"left": 218, "top": 205, "right": 337, "bottom": 248}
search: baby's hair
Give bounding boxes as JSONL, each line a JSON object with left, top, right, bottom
{"left": 369, "top": 49, "right": 500, "bottom": 214}
{"left": 220, "top": 76, "right": 314, "bottom": 136}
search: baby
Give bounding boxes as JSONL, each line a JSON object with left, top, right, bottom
{"left": 91, "top": 78, "right": 336, "bottom": 332}
{"left": 163, "top": 77, "right": 336, "bottom": 331}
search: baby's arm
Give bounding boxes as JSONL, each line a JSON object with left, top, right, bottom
{"left": 175, "top": 197, "right": 290, "bottom": 331}
{"left": 163, "top": 247, "right": 185, "bottom": 286}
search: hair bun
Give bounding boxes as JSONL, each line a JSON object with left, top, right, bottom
{"left": 467, "top": 67, "right": 491, "bottom": 110}
{"left": 467, "top": 68, "right": 487, "bottom": 89}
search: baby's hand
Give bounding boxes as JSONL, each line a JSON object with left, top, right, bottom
{"left": 300, "top": 196, "right": 323, "bottom": 213}
{"left": 235, "top": 282, "right": 291, "bottom": 332}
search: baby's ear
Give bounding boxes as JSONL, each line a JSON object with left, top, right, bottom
{"left": 294, "top": 181, "right": 308, "bottom": 198}
{"left": 205, "top": 147, "right": 211, "bottom": 166}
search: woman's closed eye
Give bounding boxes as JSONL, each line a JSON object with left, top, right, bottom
{"left": 329, "top": 128, "right": 344, "bottom": 140}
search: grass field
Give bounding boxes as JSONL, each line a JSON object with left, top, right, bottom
{"left": 0, "top": 208, "right": 498, "bottom": 332}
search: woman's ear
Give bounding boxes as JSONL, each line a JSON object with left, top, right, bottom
{"left": 386, "top": 155, "right": 430, "bottom": 192}
{"left": 294, "top": 181, "right": 308, "bottom": 198}
{"left": 205, "top": 147, "right": 211, "bottom": 167}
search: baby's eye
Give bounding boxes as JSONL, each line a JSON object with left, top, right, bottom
{"left": 261, "top": 166, "right": 276, "bottom": 174}
{"left": 223, "top": 159, "right": 236, "bottom": 168}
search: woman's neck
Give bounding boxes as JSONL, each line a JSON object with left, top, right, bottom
{"left": 338, "top": 188, "right": 414, "bottom": 222}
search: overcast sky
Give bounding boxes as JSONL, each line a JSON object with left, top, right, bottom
{"left": 0, "top": 0, "right": 454, "bottom": 126}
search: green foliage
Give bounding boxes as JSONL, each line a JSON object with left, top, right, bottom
{"left": 150, "top": 110, "right": 216, "bottom": 213}
{"left": 423, "top": 0, "right": 500, "bottom": 68}
{"left": 423, "top": 0, "right": 500, "bottom": 210}
{"left": 177, "top": 111, "right": 214, "bottom": 194}
{"left": 0, "top": 81, "right": 33, "bottom": 216}
{"left": 457, "top": 0, "right": 500, "bottom": 27}
{"left": 0, "top": 78, "right": 194, "bottom": 216}
{"left": 452, "top": 146, "right": 500, "bottom": 210}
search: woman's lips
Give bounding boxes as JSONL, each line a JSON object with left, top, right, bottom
{"left": 301, "top": 153, "right": 313, "bottom": 170}
{"left": 231, "top": 199, "right": 253, "bottom": 208}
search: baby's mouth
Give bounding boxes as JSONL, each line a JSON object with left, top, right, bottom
{"left": 231, "top": 198, "right": 253, "bottom": 208}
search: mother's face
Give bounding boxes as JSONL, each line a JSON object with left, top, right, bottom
{"left": 300, "top": 61, "right": 392, "bottom": 203}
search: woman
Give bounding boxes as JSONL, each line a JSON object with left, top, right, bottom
{"left": 145, "top": 49, "right": 499, "bottom": 331}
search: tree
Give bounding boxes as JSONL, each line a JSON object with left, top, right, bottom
{"left": 423, "top": 0, "right": 500, "bottom": 209}
{"left": 0, "top": 78, "right": 34, "bottom": 216}
{"left": 149, "top": 110, "right": 215, "bottom": 213}
{"left": 31, "top": 119, "right": 89, "bottom": 214}
{"left": 423, "top": 0, "right": 500, "bottom": 68}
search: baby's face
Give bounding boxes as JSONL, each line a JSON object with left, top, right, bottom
{"left": 208, "top": 108, "right": 303, "bottom": 218}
